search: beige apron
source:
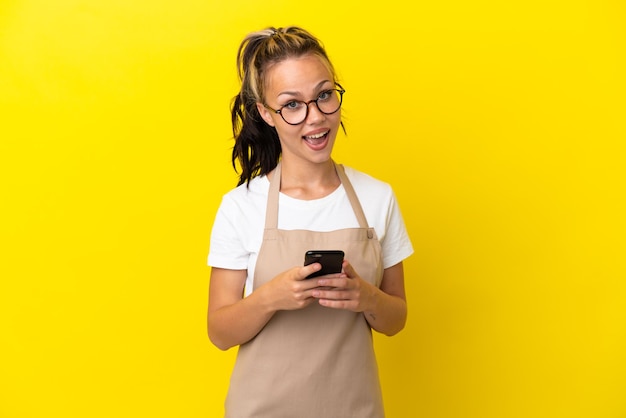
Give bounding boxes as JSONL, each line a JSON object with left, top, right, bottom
{"left": 225, "top": 162, "right": 385, "bottom": 418}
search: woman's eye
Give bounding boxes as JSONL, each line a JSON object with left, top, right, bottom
{"left": 284, "top": 101, "right": 300, "bottom": 110}
{"left": 318, "top": 90, "right": 332, "bottom": 101}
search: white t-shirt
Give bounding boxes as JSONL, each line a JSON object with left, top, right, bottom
{"left": 208, "top": 166, "right": 413, "bottom": 296}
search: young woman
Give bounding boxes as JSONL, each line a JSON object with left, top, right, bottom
{"left": 208, "top": 26, "right": 413, "bottom": 418}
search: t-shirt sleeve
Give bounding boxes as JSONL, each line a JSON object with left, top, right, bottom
{"left": 207, "top": 195, "right": 249, "bottom": 270}
{"left": 381, "top": 191, "right": 414, "bottom": 269}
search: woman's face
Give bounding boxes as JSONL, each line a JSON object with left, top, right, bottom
{"left": 257, "top": 54, "right": 341, "bottom": 167}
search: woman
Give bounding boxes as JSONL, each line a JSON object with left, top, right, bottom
{"left": 208, "top": 26, "right": 413, "bottom": 417}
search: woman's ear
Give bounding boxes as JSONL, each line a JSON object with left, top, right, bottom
{"left": 256, "top": 102, "right": 276, "bottom": 127}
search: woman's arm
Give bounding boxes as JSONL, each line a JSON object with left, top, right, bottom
{"left": 208, "top": 268, "right": 272, "bottom": 350}
{"left": 207, "top": 264, "right": 323, "bottom": 350}
{"left": 362, "top": 262, "right": 407, "bottom": 335}
{"left": 313, "top": 261, "right": 407, "bottom": 336}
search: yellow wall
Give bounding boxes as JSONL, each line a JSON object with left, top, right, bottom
{"left": 1, "top": 1, "right": 624, "bottom": 417}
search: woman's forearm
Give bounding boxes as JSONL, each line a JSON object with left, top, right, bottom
{"left": 363, "top": 289, "right": 407, "bottom": 336}
{"left": 208, "top": 286, "right": 276, "bottom": 350}
{"left": 208, "top": 268, "right": 277, "bottom": 350}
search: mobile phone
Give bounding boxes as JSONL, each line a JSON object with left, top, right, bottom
{"left": 304, "top": 250, "right": 345, "bottom": 279}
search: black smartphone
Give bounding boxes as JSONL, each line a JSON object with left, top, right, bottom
{"left": 304, "top": 250, "right": 345, "bottom": 279}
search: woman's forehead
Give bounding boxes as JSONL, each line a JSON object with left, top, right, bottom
{"left": 264, "top": 54, "right": 334, "bottom": 94}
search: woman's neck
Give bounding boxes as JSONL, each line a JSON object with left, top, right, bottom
{"left": 276, "top": 159, "right": 340, "bottom": 200}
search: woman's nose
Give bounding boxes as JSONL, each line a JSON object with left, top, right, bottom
{"left": 305, "top": 101, "right": 325, "bottom": 124}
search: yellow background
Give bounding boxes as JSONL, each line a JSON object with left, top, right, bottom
{"left": 1, "top": 1, "right": 625, "bottom": 417}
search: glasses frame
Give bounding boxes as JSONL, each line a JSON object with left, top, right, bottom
{"left": 264, "top": 83, "right": 346, "bottom": 126}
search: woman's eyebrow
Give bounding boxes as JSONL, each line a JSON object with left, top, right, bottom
{"left": 277, "top": 80, "right": 333, "bottom": 98}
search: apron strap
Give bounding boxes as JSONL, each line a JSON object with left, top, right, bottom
{"left": 265, "top": 162, "right": 282, "bottom": 230}
{"left": 265, "top": 161, "right": 371, "bottom": 231}
{"left": 335, "top": 164, "right": 370, "bottom": 230}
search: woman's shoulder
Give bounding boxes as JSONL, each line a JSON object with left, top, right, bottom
{"left": 342, "top": 165, "right": 394, "bottom": 196}
{"left": 219, "top": 175, "right": 270, "bottom": 209}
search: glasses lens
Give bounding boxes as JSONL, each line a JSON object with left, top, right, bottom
{"left": 317, "top": 89, "right": 342, "bottom": 115}
{"left": 281, "top": 103, "right": 307, "bottom": 125}
{"left": 280, "top": 89, "right": 344, "bottom": 125}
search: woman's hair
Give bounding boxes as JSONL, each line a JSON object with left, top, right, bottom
{"left": 231, "top": 26, "right": 337, "bottom": 186}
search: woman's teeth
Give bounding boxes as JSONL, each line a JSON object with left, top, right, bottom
{"left": 303, "top": 131, "right": 328, "bottom": 141}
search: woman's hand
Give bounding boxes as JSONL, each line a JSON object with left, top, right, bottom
{"left": 258, "top": 263, "right": 325, "bottom": 311}
{"left": 310, "top": 260, "right": 377, "bottom": 312}
{"left": 310, "top": 260, "right": 408, "bottom": 336}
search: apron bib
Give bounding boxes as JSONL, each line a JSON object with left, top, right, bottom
{"left": 225, "top": 162, "right": 385, "bottom": 418}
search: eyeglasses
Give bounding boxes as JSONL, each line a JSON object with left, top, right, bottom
{"left": 264, "top": 84, "right": 345, "bottom": 125}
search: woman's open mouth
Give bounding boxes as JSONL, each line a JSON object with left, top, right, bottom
{"left": 302, "top": 130, "right": 330, "bottom": 148}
